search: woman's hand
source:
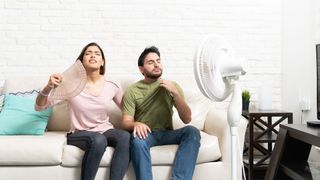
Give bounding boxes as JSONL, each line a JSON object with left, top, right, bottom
{"left": 47, "top": 74, "right": 63, "bottom": 88}
{"left": 36, "top": 73, "right": 62, "bottom": 106}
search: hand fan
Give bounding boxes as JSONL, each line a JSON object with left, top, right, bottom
{"left": 50, "top": 60, "right": 87, "bottom": 100}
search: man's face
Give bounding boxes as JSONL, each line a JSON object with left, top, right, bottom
{"left": 139, "top": 52, "right": 163, "bottom": 79}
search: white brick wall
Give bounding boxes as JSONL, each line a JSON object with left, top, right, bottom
{"left": 0, "top": 0, "right": 282, "bottom": 109}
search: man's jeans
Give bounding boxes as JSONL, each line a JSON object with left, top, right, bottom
{"left": 67, "top": 129, "right": 130, "bottom": 180}
{"left": 130, "top": 125, "right": 201, "bottom": 180}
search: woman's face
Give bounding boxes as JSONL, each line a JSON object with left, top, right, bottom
{"left": 82, "top": 45, "right": 104, "bottom": 73}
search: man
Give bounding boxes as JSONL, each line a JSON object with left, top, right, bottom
{"left": 122, "top": 46, "right": 201, "bottom": 180}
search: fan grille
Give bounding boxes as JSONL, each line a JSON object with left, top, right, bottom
{"left": 50, "top": 60, "right": 87, "bottom": 100}
{"left": 194, "top": 35, "right": 233, "bottom": 101}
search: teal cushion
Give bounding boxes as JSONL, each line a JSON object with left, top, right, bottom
{"left": 0, "top": 94, "right": 52, "bottom": 135}
{"left": 0, "top": 94, "right": 4, "bottom": 112}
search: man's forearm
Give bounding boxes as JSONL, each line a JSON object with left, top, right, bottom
{"left": 122, "top": 115, "right": 136, "bottom": 131}
{"left": 122, "top": 121, "right": 133, "bottom": 131}
{"left": 173, "top": 93, "right": 192, "bottom": 124}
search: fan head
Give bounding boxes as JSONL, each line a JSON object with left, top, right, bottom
{"left": 194, "top": 35, "right": 245, "bottom": 102}
{"left": 50, "top": 60, "right": 87, "bottom": 100}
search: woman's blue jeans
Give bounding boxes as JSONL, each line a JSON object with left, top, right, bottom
{"left": 130, "top": 125, "right": 201, "bottom": 180}
{"left": 67, "top": 129, "right": 130, "bottom": 180}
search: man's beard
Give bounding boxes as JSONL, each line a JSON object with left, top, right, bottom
{"left": 144, "top": 69, "right": 162, "bottom": 79}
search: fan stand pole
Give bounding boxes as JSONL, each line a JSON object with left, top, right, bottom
{"left": 227, "top": 82, "right": 242, "bottom": 180}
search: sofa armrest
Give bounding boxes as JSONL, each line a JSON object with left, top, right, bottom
{"left": 203, "top": 106, "right": 248, "bottom": 178}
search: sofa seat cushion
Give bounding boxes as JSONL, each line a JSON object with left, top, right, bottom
{"left": 62, "top": 143, "right": 114, "bottom": 167}
{"left": 0, "top": 132, "right": 66, "bottom": 165}
{"left": 62, "top": 131, "right": 221, "bottom": 167}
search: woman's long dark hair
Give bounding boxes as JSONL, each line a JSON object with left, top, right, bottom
{"left": 77, "top": 42, "right": 106, "bottom": 75}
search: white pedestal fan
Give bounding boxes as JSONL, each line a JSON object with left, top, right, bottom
{"left": 194, "top": 34, "right": 246, "bottom": 180}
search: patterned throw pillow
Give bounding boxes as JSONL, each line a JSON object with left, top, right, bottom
{"left": 0, "top": 89, "right": 39, "bottom": 113}
{"left": 0, "top": 95, "right": 52, "bottom": 135}
{"left": 7, "top": 89, "right": 40, "bottom": 96}
{"left": 0, "top": 89, "right": 52, "bottom": 135}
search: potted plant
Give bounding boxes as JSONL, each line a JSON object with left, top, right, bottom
{"left": 242, "top": 90, "right": 250, "bottom": 111}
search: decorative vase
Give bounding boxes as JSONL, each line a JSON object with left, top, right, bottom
{"left": 242, "top": 101, "right": 250, "bottom": 111}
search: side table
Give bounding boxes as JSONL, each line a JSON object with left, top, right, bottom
{"left": 242, "top": 110, "right": 293, "bottom": 180}
{"left": 265, "top": 124, "right": 320, "bottom": 180}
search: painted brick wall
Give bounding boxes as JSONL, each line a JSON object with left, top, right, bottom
{"left": 0, "top": 0, "right": 282, "bottom": 109}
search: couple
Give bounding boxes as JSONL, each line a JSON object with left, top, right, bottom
{"left": 35, "top": 42, "right": 201, "bottom": 180}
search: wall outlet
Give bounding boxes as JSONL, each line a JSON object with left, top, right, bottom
{"left": 299, "top": 98, "right": 311, "bottom": 111}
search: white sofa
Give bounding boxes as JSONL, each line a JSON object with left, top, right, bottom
{"left": 0, "top": 75, "right": 247, "bottom": 180}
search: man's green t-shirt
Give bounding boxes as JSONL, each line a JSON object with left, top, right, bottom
{"left": 122, "top": 79, "right": 184, "bottom": 131}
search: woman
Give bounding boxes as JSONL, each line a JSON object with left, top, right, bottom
{"left": 35, "top": 42, "right": 130, "bottom": 180}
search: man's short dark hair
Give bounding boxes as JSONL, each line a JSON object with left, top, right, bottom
{"left": 138, "top": 46, "right": 160, "bottom": 67}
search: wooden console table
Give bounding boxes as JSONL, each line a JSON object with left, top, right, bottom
{"left": 242, "top": 110, "right": 293, "bottom": 180}
{"left": 265, "top": 124, "right": 320, "bottom": 180}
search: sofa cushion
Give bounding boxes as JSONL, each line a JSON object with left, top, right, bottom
{"left": 2, "top": 76, "right": 48, "bottom": 93}
{"left": 61, "top": 131, "right": 221, "bottom": 167}
{"left": 62, "top": 143, "right": 114, "bottom": 167}
{"left": 0, "top": 94, "right": 4, "bottom": 112}
{"left": 47, "top": 101, "right": 71, "bottom": 131}
{"left": 172, "top": 88, "right": 212, "bottom": 130}
{"left": 0, "top": 132, "right": 66, "bottom": 165}
{"left": 0, "top": 94, "right": 52, "bottom": 135}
